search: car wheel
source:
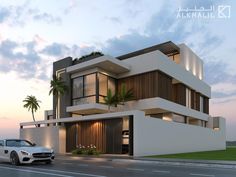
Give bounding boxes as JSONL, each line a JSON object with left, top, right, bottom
{"left": 10, "top": 152, "right": 20, "bottom": 166}
{"left": 45, "top": 160, "right": 52, "bottom": 164}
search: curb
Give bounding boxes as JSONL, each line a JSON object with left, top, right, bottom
{"left": 57, "top": 154, "right": 236, "bottom": 169}
{"left": 112, "top": 158, "right": 236, "bottom": 169}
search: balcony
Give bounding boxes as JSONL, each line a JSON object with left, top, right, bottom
{"left": 66, "top": 103, "right": 115, "bottom": 115}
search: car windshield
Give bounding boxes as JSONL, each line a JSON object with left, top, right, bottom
{"left": 6, "top": 140, "right": 33, "bottom": 147}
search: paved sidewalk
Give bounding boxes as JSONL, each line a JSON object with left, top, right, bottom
{"left": 58, "top": 154, "right": 236, "bottom": 169}
{"left": 113, "top": 157, "right": 236, "bottom": 169}
{"left": 135, "top": 157, "right": 236, "bottom": 165}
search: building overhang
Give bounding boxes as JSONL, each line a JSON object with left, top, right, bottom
{"left": 66, "top": 55, "right": 130, "bottom": 74}
{"left": 117, "top": 41, "right": 180, "bottom": 60}
{"left": 66, "top": 103, "right": 116, "bottom": 115}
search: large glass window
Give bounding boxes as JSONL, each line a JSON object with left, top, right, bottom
{"left": 108, "top": 77, "right": 116, "bottom": 94}
{"left": 72, "top": 72, "right": 116, "bottom": 105}
{"left": 200, "top": 96, "right": 203, "bottom": 112}
{"left": 99, "top": 73, "right": 107, "bottom": 96}
{"left": 73, "top": 77, "right": 83, "bottom": 99}
{"left": 84, "top": 74, "right": 96, "bottom": 96}
{"left": 98, "top": 73, "right": 116, "bottom": 103}
{"left": 72, "top": 74, "right": 96, "bottom": 105}
{"left": 186, "top": 88, "right": 191, "bottom": 108}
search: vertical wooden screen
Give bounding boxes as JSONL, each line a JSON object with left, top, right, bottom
{"left": 66, "top": 118, "right": 123, "bottom": 154}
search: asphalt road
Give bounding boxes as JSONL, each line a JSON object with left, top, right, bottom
{"left": 0, "top": 156, "right": 236, "bottom": 177}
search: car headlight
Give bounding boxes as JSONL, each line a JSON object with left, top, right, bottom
{"left": 51, "top": 149, "right": 54, "bottom": 154}
{"left": 20, "top": 150, "right": 30, "bottom": 156}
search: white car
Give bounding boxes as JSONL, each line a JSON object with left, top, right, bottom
{"left": 0, "top": 139, "right": 54, "bottom": 165}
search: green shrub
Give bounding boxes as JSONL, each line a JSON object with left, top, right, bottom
{"left": 71, "top": 144, "right": 100, "bottom": 155}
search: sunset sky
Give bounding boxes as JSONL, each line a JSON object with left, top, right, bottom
{"left": 0, "top": 0, "right": 235, "bottom": 140}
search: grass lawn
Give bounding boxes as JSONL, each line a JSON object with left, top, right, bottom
{"left": 148, "top": 147, "right": 236, "bottom": 161}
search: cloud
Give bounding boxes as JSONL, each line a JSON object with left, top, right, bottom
{"left": 101, "top": 1, "right": 221, "bottom": 57}
{"left": 0, "top": 116, "right": 10, "bottom": 120}
{"left": 41, "top": 43, "right": 70, "bottom": 56}
{"left": 0, "top": 39, "right": 42, "bottom": 79}
{"left": 32, "top": 12, "right": 61, "bottom": 24}
{"left": 0, "top": 3, "right": 61, "bottom": 26}
{"left": 63, "top": 0, "right": 78, "bottom": 14}
{"left": 0, "top": 38, "right": 99, "bottom": 80}
{"left": 102, "top": 32, "right": 161, "bottom": 56}
{"left": 204, "top": 60, "right": 236, "bottom": 85}
{"left": 0, "top": 6, "right": 11, "bottom": 23}
{"left": 107, "top": 17, "right": 121, "bottom": 24}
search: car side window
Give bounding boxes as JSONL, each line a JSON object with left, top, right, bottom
{"left": 0, "top": 140, "right": 4, "bottom": 146}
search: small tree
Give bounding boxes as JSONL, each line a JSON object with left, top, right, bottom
{"left": 118, "top": 83, "right": 134, "bottom": 105}
{"left": 104, "top": 89, "right": 117, "bottom": 112}
{"left": 49, "top": 75, "right": 68, "bottom": 119}
{"left": 23, "top": 95, "right": 41, "bottom": 127}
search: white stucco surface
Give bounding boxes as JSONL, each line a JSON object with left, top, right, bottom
{"left": 133, "top": 111, "right": 226, "bottom": 157}
{"left": 121, "top": 97, "right": 209, "bottom": 121}
{"left": 20, "top": 126, "right": 66, "bottom": 154}
{"left": 179, "top": 44, "right": 203, "bottom": 80}
{"left": 20, "top": 110, "right": 226, "bottom": 156}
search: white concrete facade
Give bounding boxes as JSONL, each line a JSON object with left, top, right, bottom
{"left": 133, "top": 111, "right": 226, "bottom": 156}
{"left": 20, "top": 110, "right": 226, "bottom": 156}
{"left": 20, "top": 126, "right": 66, "bottom": 153}
{"left": 179, "top": 43, "right": 204, "bottom": 80}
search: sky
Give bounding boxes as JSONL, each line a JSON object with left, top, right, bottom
{"left": 0, "top": 0, "right": 235, "bottom": 140}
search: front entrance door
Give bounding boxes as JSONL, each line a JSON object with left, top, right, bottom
{"left": 106, "top": 119, "right": 122, "bottom": 154}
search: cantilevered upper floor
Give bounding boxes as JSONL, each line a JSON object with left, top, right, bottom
{"left": 52, "top": 41, "right": 211, "bottom": 125}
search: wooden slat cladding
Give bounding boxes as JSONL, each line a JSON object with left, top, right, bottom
{"left": 172, "top": 83, "right": 186, "bottom": 106}
{"left": 66, "top": 119, "right": 123, "bottom": 154}
{"left": 77, "top": 120, "right": 106, "bottom": 153}
{"left": 118, "top": 71, "right": 172, "bottom": 101}
{"left": 191, "top": 90, "right": 195, "bottom": 109}
{"left": 195, "top": 92, "right": 200, "bottom": 111}
{"left": 190, "top": 90, "right": 209, "bottom": 114}
{"left": 158, "top": 72, "right": 173, "bottom": 100}
{"left": 66, "top": 123, "right": 77, "bottom": 152}
{"left": 105, "top": 119, "right": 122, "bottom": 154}
{"left": 203, "top": 97, "right": 209, "bottom": 114}
{"left": 191, "top": 90, "right": 200, "bottom": 111}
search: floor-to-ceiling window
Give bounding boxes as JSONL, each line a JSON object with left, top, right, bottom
{"left": 72, "top": 73, "right": 96, "bottom": 105}
{"left": 72, "top": 72, "right": 116, "bottom": 105}
{"left": 98, "top": 73, "right": 116, "bottom": 103}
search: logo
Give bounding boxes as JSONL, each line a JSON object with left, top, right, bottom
{"left": 177, "top": 5, "right": 231, "bottom": 19}
{"left": 218, "top": 5, "right": 231, "bottom": 18}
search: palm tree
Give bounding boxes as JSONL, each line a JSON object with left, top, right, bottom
{"left": 104, "top": 89, "right": 117, "bottom": 112}
{"left": 49, "top": 75, "right": 68, "bottom": 119}
{"left": 23, "top": 95, "right": 41, "bottom": 127}
{"left": 118, "top": 83, "right": 134, "bottom": 105}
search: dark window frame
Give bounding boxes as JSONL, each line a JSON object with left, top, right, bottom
{"left": 72, "top": 73, "right": 97, "bottom": 100}
{"left": 72, "top": 72, "right": 117, "bottom": 105}
{"left": 98, "top": 73, "right": 116, "bottom": 104}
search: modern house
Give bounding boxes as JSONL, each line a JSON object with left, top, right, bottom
{"left": 20, "top": 41, "right": 226, "bottom": 156}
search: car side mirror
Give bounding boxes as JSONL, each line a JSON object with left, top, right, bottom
{"left": 32, "top": 143, "right": 36, "bottom": 146}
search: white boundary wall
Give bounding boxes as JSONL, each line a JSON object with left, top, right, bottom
{"left": 20, "top": 126, "right": 66, "bottom": 154}
{"left": 133, "top": 111, "right": 226, "bottom": 157}
{"left": 19, "top": 110, "right": 226, "bottom": 156}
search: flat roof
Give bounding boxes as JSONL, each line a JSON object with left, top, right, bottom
{"left": 117, "top": 41, "right": 180, "bottom": 60}
{"left": 66, "top": 55, "right": 130, "bottom": 74}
